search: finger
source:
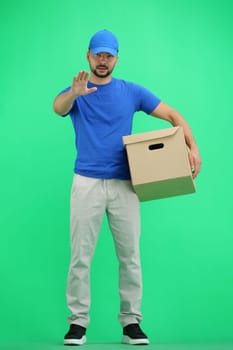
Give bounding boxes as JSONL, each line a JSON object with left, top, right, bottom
{"left": 78, "top": 71, "right": 85, "bottom": 80}
{"left": 188, "top": 153, "right": 194, "bottom": 169}
{"left": 192, "top": 160, "right": 202, "bottom": 179}
{"left": 87, "top": 87, "right": 98, "bottom": 94}
{"left": 188, "top": 153, "right": 197, "bottom": 179}
{"left": 192, "top": 168, "right": 197, "bottom": 179}
{"left": 74, "top": 71, "right": 83, "bottom": 81}
{"left": 77, "top": 70, "right": 88, "bottom": 81}
{"left": 83, "top": 71, "right": 89, "bottom": 81}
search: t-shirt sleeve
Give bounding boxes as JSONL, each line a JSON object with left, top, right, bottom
{"left": 57, "top": 86, "right": 77, "bottom": 116}
{"left": 133, "top": 83, "right": 161, "bottom": 114}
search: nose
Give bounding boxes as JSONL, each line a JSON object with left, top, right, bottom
{"left": 100, "top": 59, "right": 106, "bottom": 65}
{"left": 99, "top": 53, "right": 108, "bottom": 63}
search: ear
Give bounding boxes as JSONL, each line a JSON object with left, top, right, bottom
{"left": 86, "top": 50, "right": 90, "bottom": 61}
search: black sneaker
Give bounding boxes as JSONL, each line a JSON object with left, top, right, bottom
{"left": 122, "top": 323, "right": 149, "bottom": 345}
{"left": 64, "top": 324, "right": 87, "bottom": 346}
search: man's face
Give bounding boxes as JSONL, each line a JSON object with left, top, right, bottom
{"left": 87, "top": 50, "right": 118, "bottom": 78}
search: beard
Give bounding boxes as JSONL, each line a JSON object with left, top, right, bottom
{"left": 90, "top": 64, "right": 114, "bottom": 78}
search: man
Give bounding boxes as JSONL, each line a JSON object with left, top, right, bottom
{"left": 53, "top": 29, "right": 201, "bottom": 346}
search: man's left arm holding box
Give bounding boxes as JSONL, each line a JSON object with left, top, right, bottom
{"left": 150, "top": 101, "right": 202, "bottom": 179}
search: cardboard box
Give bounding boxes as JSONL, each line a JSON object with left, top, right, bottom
{"left": 123, "top": 127, "right": 196, "bottom": 201}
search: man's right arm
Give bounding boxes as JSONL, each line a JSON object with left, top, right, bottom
{"left": 53, "top": 89, "right": 76, "bottom": 116}
{"left": 53, "top": 71, "right": 97, "bottom": 116}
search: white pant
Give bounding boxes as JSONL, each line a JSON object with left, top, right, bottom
{"left": 66, "top": 174, "right": 142, "bottom": 328}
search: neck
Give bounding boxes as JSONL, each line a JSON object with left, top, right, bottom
{"left": 89, "top": 72, "right": 113, "bottom": 85}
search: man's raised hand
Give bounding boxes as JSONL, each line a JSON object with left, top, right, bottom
{"left": 71, "top": 71, "right": 97, "bottom": 97}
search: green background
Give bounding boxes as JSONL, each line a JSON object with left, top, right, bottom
{"left": 0, "top": 0, "right": 233, "bottom": 346}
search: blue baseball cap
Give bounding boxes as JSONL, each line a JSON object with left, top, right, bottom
{"left": 88, "top": 29, "right": 119, "bottom": 56}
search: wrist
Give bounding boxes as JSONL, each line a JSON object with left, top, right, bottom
{"left": 69, "top": 89, "right": 79, "bottom": 100}
{"left": 189, "top": 142, "right": 199, "bottom": 152}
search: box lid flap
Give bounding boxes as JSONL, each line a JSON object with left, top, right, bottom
{"left": 123, "top": 126, "right": 181, "bottom": 145}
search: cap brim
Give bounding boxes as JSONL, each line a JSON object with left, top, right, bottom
{"left": 91, "top": 47, "right": 118, "bottom": 56}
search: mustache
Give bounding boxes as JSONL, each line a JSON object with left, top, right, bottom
{"left": 96, "top": 64, "right": 108, "bottom": 69}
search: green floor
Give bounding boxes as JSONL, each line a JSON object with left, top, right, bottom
{"left": 0, "top": 343, "right": 233, "bottom": 350}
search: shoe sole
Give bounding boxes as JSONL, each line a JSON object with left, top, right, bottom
{"left": 122, "top": 335, "right": 149, "bottom": 345}
{"left": 64, "top": 335, "right": 86, "bottom": 346}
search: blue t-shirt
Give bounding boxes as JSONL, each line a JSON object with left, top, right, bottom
{"left": 60, "top": 78, "right": 161, "bottom": 179}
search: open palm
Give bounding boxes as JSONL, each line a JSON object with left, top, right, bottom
{"left": 71, "top": 71, "right": 97, "bottom": 97}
